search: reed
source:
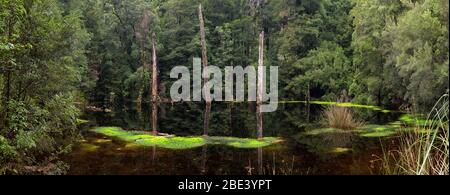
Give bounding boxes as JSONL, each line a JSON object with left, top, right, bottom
{"left": 380, "top": 94, "right": 449, "bottom": 175}
{"left": 323, "top": 106, "right": 362, "bottom": 130}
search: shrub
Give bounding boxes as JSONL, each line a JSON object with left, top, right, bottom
{"left": 323, "top": 106, "right": 362, "bottom": 130}
{"left": 1, "top": 93, "right": 80, "bottom": 174}
{"left": 0, "top": 135, "right": 17, "bottom": 174}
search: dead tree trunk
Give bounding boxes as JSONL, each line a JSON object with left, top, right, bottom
{"left": 198, "top": 4, "right": 211, "bottom": 136}
{"left": 256, "top": 31, "right": 264, "bottom": 139}
{"left": 151, "top": 33, "right": 158, "bottom": 135}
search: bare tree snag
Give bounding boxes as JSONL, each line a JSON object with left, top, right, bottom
{"left": 198, "top": 4, "right": 211, "bottom": 136}
{"left": 256, "top": 31, "right": 264, "bottom": 139}
{"left": 151, "top": 33, "right": 158, "bottom": 135}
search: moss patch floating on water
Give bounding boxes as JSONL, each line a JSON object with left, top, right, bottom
{"left": 327, "top": 147, "right": 352, "bottom": 154}
{"left": 278, "top": 100, "right": 393, "bottom": 113}
{"left": 94, "top": 127, "right": 131, "bottom": 137}
{"left": 80, "top": 143, "right": 99, "bottom": 152}
{"left": 302, "top": 121, "right": 430, "bottom": 138}
{"left": 399, "top": 114, "right": 431, "bottom": 126}
{"left": 206, "top": 136, "right": 280, "bottom": 148}
{"left": 302, "top": 128, "right": 348, "bottom": 136}
{"left": 356, "top": 124, "right": 399, "bottom": 138}
{"left": 76, "top": 119, "right": 89, "bottom": 125}
{"left": 302, "top": 123, "right": 402, "bottom": 138}
{"left": 359, "top": 130, "right": 397, "bottom": 138}
{"left": 92, "top": 127, "right": 281, "bottom": 149}
{"left": 136, "top": 136, "right": 206, "bottom": 149}
{"left": 94, "top": 138, "right": 112, "bottom": 143}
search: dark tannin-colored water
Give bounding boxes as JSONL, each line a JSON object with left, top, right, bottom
{"left": 65, "top": 102, "right": 401, "bottom": 175}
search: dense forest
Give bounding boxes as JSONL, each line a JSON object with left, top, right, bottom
{"left": 0, "top": 0, "right": 448, "bottom": 175}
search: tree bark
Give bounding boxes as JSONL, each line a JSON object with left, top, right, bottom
{"left": 198, "top": 4, "right": 211, "bottom": 136}
{"left": 151, "top": 33, "right": 158, "bottom": 135}
{"left": 256, "top": 31, "right": 264, "bottom": 139}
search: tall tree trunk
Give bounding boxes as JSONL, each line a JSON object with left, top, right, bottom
{"left": 151, "top": 33, "right": 158, "bottom": 135}
{"left": 198, "top": 4, "right": 211, "bottom": 136}
{"left": 256, "top": 31, "right": 264, "bottom": 139}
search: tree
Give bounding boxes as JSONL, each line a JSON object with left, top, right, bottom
{"left": 383, "top": 0, "right": 449, "bottom": 111}
{"left": 0, "top": 0, "right": 89, "bottom": 173}
{"left": 350, "top": 0, "right": 405, "bottom": 106}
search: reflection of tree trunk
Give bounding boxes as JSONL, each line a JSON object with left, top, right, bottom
{"left": 152, "top": 102, "right": 158, "bottom": 134}
{"left": 247, "top": 158, "right": 253, "bottom": 175}
{"left": 198, "top": 4, "right": 211, "bottom": 136}
{"left": 228, "top": 103, "right": 232, "bottom": 136}
{"left": 306, "top": 102, "right": 310, "bottom": 123}
{"left": 151, "top": 33, "right": 158, "bottom": 135}
{"left": 257, "top": 147, "right": 263, "bottom": 175}
{"left": 152, "top": 146, "right": 157, "bottom": 164}
{"left": 256, "top": 31, "right": 264, "bottom": 139}
{"left": 272, "top": 152, "right": 276, "bottom": 175}
{"left": 201, "top": 145, "right": 208, "bottom": 174}
{"left": 203, "top": 103, "right": 211, "bottom": 136}
{"left": 306, "top": 83, "right": 310, "bottom": 123}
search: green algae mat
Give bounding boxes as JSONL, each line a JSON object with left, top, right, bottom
{"left": 277, "top": 100, "right": 393, "bottom": 113}
{"left": 92, "top": 127, "right": 282, "bottom": 149}
{"left": 299, "top": 113, "right": 433, "bottom": 138}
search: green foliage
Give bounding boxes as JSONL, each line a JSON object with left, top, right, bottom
{"left": 384, "top": 0, "right": 449, "bottom": 110}
{"left": 0, "top": 0, "right": 448, "bottom": 174}
{"left": 286, "top": 41, "right": 352, "bottom": 98}
{"left": 351, "top": 0, "right": 448, "bottom": 110}
{"left": 1, "top": 94, "right": 80, "bottom": 170}
{"left": 0, "top": 135, "right": 17, "bottom": 173}
{"left": 52, "top": 0, "right": 447, "bottom": 113}
{"left": 0, "top": 0, "right": 87, "bottom": 174}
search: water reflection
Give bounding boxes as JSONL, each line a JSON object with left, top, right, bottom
{"left": 201, "top": 145, "right": 207, "bottom": 174}
{"left": 67, "top": 102, "right": 402, "bottom": 175}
